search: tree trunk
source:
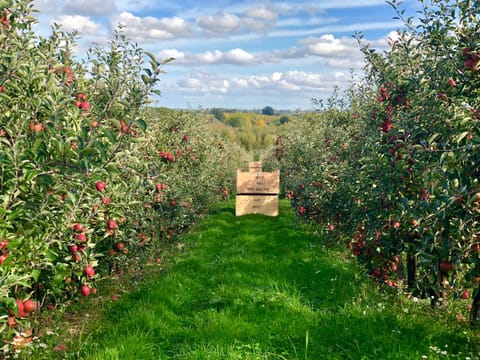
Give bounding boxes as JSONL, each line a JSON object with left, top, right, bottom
{"left": 406, "top": 252, "right": 417, "bottom": 289}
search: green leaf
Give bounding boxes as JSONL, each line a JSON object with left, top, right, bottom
{"left": 135, "top": 119, "right": 147, "bottom": 132}
{"left": 428, "top": 133, "right": 441, "bottom": 144}
{"left": 143, "top": 68, "right": 152, "bottom": 77}
{"left": 141, "top": 74, "right": 150, "bottom": 85}
{"left": 32, "top": 269, "right": 41, "bottom": 282}
{"left": 454, "top": 131, "right": 470, "bottom": 144}
{"left": 160, "top": 57, "right": 175, "bottom": 66}
{"left": 144, "top": 51, "right": 157, "bottom": 64}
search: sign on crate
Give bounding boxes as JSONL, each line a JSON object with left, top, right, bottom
{"left": 236, "top": 170, "right": 280, "bottom": 195}
{"left": 235, "top": 162, "right": 280, "bottom": 217}
{"left": 235, "top": 195, "right": 279, "bottom": 216}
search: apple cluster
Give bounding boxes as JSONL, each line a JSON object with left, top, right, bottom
{"left": 463, "top": 48, "right": 479, "bottom": 73}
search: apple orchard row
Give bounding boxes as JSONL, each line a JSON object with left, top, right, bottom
{"left": 269, "top": 1, "right": 480, "bottom": 326}
{"left": 0, "top": 1, "right": 242, "bottom": 352}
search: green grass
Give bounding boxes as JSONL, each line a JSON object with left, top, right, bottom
{"left": 34, "top": 200, "right": 480, "bottom": 359}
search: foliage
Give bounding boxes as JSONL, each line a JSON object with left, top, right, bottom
{"left": 0, "top": 0, "right": 242, "bottom": 355}
{"left": 262, "top": 106, "right": 275, "bottom": 116}
{"left": 268, "top": 0, "right": 480, "bottom": 326}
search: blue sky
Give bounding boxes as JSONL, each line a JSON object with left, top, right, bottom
{"left": 32, "top": 0, "right": 418, "bottom": 110}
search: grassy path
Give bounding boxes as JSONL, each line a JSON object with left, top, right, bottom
{"left": 58, "top": 200, "right": 479, "bottom": 359}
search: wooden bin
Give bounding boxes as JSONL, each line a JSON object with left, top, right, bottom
{"left": 235, "top": 194, "right": 279, "bottom": 217}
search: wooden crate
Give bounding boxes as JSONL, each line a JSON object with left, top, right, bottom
{"left": 236, "top": 170, "right": 280, "bottom": 195}
{"left": 235, "top": 195, "right": 279, "bottom": 216}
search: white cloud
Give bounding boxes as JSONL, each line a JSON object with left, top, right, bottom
{"left": 262, "top": 34, "right": 364, "bottom": 65}
{"left": 157, "top": 32, "right": 366, "bottom": 69}
{"left": 197, "top": 6, "right": 280, "bottom": 35}
{"left": 175, "top": 70, "right": 348, "bottom": 97}
{"left": 223, "top": 48, "right": 256, "bottom": 64}
{"left": 62, "top": 0, "right": 116, "bottom": 16}
{"left": 301, "top": 34, "right": 348, "bottom": 56}
{"left": 197, "top": 12, "right": 242, "bottom": 34}
{"left": 157, "top": 49, "right": 185, "bottom": 62}
{"left": 177, "top": 72, "right": 230, "bottom": 94}
{"left": 242, "top": 5, "right": 278, "bottom": 32}
{"left": 53, "top": 15, "right": 102, "bottom": 35}
{"left": 244, "top": 5, "right": 277, "bottom": 21}
{"left": 158, "top": 31, "right": 368, "bottom": 69}
{"left": 111, "top": 12, "right": 193, "bottom": 41}
{"left": 157, "top": 48, "right": 258, "bottom": 66}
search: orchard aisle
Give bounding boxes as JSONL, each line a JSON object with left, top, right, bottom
{"left": 63, "top": 200, "right": 479, "bottom": 360}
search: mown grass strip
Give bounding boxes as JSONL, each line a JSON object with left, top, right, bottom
{"left": 42, "top": 200, "right": 480, "bottom": 359}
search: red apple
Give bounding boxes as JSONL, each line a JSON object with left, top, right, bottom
{"left": 461, "top": 289, "right": 470, "bottom": 299}
{"left": 439, "top": 261, "right": 454, "bottom": 273}
{"left": 471, "top": 243, "right": 480, "bottom": 252}
{"left": 32, "top": 123, "right": 43, "bottom": 133}
{"left": 437, "top": 92, "right": 447, "bottom": 101}
{"left": 69, "top": 244, "right": 78, "bottom": 253}
{"left": 465, "top": 59, "right": 474, "bottom": 69}
{"left": 23, "top": 299, "right": 36, "bottom": 313}
{"left": 72, "top": 223, "right": 85, "bottom": 232}
{"left": 75, "top": 233, "right": 87, "bottom": 242}
{"left": 76, "top": 93, "right": 87, "bottom": 101}
{"left": 116, "top": 242, "right": 125, "bottom": 251}
{"left": 462, "top": 48, "right": 471, "bottom": 57}
{"left": 80, "top": 285, "right": 91, "bottom": 297}
{"left": 80, "top": 101, "right": 91, "bottom": 111}
{"left": 107, "top": 219, "right": 117, "bottom": 230}
{"left": 15, "top": 299, "right": 28, "bottom": 318}
{"left": 95, "top": 181, "right": 105, "bottom": 192}
{"left": 84, "top": 265, "right": 95, "bottom": 278}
